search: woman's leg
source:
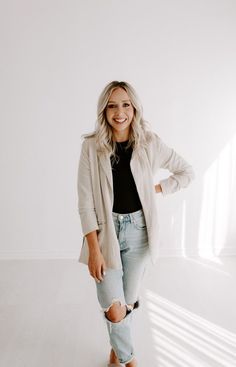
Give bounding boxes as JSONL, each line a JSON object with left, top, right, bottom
{"left": 95, "top": 210, "right": 150, "bottom": 365}
{"left": 121, "top": 210, "right": 150, "bottom": 306}
{"left": 118, "top": 210, "right": 150, "bottom": 366}
{"left": 95, "top": 267, "right": 136, "bottom": 365}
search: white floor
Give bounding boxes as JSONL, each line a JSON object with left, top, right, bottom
{"left": 0, "top": 257, "right": 235, "bottom": 367}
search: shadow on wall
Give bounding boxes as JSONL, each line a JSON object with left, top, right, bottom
{"left": 144, "top": 289, "right": 236, "bottom": 367}
{"left": 158, "top": 133, "right": 236, "bottom": 260}
{"left": 197, "top": 133, "right": 236, "bottom": 258}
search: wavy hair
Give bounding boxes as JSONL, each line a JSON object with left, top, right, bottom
{"left": 82, "top": 81, "right": 152, "bottom": 162}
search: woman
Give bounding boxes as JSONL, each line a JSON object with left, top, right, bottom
{"left": 77, "top": 81, "right": 195, "bottom": 366}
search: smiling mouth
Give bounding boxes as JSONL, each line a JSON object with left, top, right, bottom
{"left": 113, "top": 118, "right": 127, "bottom": 124}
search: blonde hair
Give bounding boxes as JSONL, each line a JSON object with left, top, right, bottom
{"left": 82, "top": 81, "right": 152, "bottom": 162}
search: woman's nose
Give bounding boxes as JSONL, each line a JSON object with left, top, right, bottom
{"left": 115, "top": 106, "right": 124, "bottom": 114}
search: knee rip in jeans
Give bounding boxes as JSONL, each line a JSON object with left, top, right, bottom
{"left": 103, "top": 299, "right": 137, "bottom": 323}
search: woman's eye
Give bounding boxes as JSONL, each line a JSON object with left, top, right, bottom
{"left": 107, "top": 103, "right": 130, "bottom": 108}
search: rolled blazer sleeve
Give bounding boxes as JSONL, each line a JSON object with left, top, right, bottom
{"left": 77, "top": 139, "right": 99, "bottom": 236}
{"left": 153, "top": 134, "right": 195, "bottom": 195}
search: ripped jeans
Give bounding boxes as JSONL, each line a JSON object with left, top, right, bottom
{"left": 95, "top": 209, "right": 150, "bottom": 364}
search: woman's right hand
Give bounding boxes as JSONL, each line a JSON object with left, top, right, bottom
{"left": 88, "top": 249, "right": 107, "bottom": 283}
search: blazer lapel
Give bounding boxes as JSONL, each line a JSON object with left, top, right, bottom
{"left": 98, "top": 151, "right": 113, "bottom": 192}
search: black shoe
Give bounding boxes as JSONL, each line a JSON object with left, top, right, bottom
{"left": 133, "top": 300, "right": 140, "bottom": 309}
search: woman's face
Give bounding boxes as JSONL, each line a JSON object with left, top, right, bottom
{"left": 105, "top": 87, "right": 134, "bottom": 141}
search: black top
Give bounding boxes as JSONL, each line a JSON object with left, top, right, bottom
{"left": 110, "top": 140, "right": 142, "bottom": 214}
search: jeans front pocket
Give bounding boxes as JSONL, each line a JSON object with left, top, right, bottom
{"left": 133, "top": 214, "right": 147, "bottom": 230}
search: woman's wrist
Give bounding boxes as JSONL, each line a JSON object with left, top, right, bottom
{"left": 88, "top": 242, "right": 101, "bottom": 254}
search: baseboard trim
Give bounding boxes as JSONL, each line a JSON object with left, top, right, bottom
{"left": 0, "top": 247, "right": 235, "bottom": 259}
{"left": 159, "top": 246, "right": 236, "bottom": 257}
{"left": 0, "top": 250, "right": 79, "bottom": 259}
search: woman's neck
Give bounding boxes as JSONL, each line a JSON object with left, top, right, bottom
{"left": 112, "top": 130, "right": 130, "bottom": 142}
{"left": 116, "top": 139, "right": 129, "bottom": 143}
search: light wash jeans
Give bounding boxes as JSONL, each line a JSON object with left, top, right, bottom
{"left": 95, "top": 209, "right": 150, "bottom": 364}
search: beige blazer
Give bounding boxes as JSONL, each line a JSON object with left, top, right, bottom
{"left": 77, "top": 131, "right": 195, "bottom": 269}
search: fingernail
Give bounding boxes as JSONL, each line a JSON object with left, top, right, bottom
{"left": 103, "top": 271, "right": 106, "bottom": 276}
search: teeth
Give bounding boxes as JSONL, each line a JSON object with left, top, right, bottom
{"left": 114, "top": 118, "right": 126, "bottom": 123}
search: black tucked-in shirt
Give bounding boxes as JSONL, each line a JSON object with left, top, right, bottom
{"left": 110, "top": 140, "right": 142, "bottom": 214}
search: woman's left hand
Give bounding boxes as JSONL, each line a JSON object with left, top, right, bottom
{"left": 155, "top": 184, "right": 162, "bottom": 193}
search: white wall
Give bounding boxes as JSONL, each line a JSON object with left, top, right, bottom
{"left": 0, "top": 0, "right": 236, "bottom": 259}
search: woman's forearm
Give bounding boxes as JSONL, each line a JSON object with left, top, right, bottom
{"left": 86, "top": 230, "right": 101, "bottom": 253}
